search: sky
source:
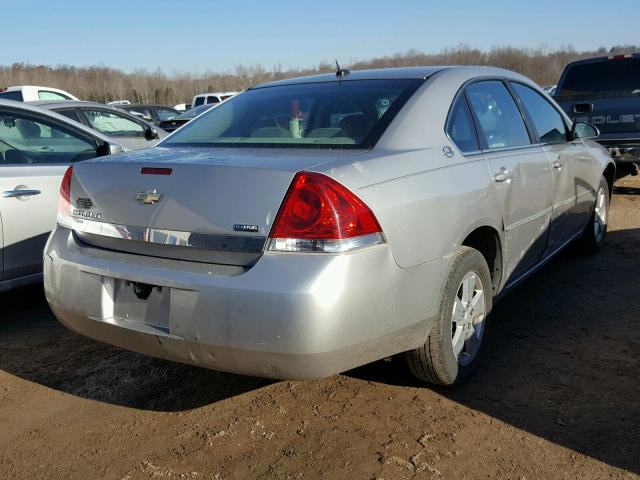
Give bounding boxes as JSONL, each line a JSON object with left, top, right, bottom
{"left": 2, "top": 0, "right": 639, "bottom": 74}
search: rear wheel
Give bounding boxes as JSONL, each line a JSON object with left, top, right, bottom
{"left": 405, "top": 246, "right": 493, "bottom": 386}
{"left": 577, "top": 175, "right": 610, "bottom": 254}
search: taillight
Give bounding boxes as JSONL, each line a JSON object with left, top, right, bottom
{"left": 57, "top": 166, "right": 73, "bottom": 228}
{"left": 267, "top": 172, "right": 385, "bottom": 253}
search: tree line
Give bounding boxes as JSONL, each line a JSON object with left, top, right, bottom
{"left": 1, "top": 45, "right": 637, "bottom": 106}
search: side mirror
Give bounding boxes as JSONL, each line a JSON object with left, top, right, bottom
{"left": 145, "top": 126, "right": 160, "bottom": 140}
{"left": 97, "top": 141, "right": 124, "bottom": 156}
{"left": 571, "top": 121, "right": 599, "bottom": 140}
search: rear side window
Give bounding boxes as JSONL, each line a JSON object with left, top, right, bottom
{"left": 206, "top": 96, "right": 220, "bottom": 104}
{"left": 38, "top": 90, "right": 71, "bottom": 100}
{"left": 193, "top": 96, "right": 205, "bottom": 107}
{"left": 446, "top": 95, "right": 479, "bottom": 153}
{"left": 557, "top": 58, "right": 640, "bottom": 98}
{"left": 466, "top": 81, "right": 531, "bottom": 149}
{"left": 0, "top": 90, "right": 23, "bottom": 101}
{"left": 511, "top": 83, "right": 567, "bottom": 144}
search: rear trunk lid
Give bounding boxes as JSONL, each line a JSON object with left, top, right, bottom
{"left": 70, "top": 147, "right": 361, "bottom": 266}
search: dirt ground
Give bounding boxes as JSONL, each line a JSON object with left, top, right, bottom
{"left": 1, "top": 176, "right": 639, "bottom": 480}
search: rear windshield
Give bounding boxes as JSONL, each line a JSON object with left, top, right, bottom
{"left": 162, "top": 79, "right": 423, "bottom": 149}
{"left": 556, "top": 58, "right": 640, "bottom": 98}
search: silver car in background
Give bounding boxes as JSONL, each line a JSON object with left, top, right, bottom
{"left": 0, "top": 100, "right": 124, "bottom": 292}
{"left": 43, "top": 67, "right": 614, "bottom": 386}
{"left": 30, "top": 101, "right": 166, "bottom": 150}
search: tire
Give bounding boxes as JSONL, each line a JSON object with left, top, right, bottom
{"left": 405, "top": 246, "right": 493, "bottom": 386}
{"left": 577, "top": 175, "right": 610, "bottom": 254}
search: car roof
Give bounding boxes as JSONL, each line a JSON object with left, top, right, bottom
{"left": 253, "top": 66, "right": 447, "bottom": 89}
{"left": 253, "top": 65, "right": 535, "bottom": 90}
{"left": 27, "top": 100, "right": 112, "bottom": 108}
{"left": 119, "top": 104, "right": 178, "bottom": 109}
{"left": 562, "top": 52, "right": 640, "bottom": 69}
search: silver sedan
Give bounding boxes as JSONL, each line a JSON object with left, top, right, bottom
{"left": 43, "top": 67, "right": 614, "bottom": 386}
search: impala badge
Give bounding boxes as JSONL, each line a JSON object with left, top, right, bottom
{"left": 136, "top": 190, "right": 162, "bottom": 205}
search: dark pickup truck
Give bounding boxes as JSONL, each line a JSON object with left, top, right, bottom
{"left": 554, "top": 53, "right": 640, "bottom": 175}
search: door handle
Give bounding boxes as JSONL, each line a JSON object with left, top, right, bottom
{"left": 3, "top": 189, "right": 42, "bottom": 198}
{"left": 552, "top": 160, "right": 564, "bottom": 170}
{"left": 494, "top": 168, "right": 513, "bottom": 183}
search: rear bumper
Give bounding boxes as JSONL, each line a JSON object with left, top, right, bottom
{"left": 44, "top": 226, "right": 449, "bottom": 379}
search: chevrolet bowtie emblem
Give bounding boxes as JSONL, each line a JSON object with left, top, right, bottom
{"left": 136, "top": 190, "right": 162, "bottom": 204}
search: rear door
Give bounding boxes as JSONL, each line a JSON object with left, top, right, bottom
{"left": 466, "top": 80, "right": 553, "bottom": 283}
{"left": 509, "top": 82, "right": 591, "bottom": 252}
{"left": 0, "top": 106, "right": 101, "bottom": 279}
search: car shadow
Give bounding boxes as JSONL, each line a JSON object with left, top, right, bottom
{"left": 348, "top": 227, "right": 640, "bottom": 474}
{"left": 0, "top": 284, "right": 273, "bottom": 412}
{"left": 0, "top": 229, "right": 637, "bottom": 472}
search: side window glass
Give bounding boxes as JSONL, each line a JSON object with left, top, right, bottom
{"left": 193, "top": 97, "right": 205, "bottom": 107}
{"left": 206, "top": 96, "right": 220, "bottom": 104}
{"left": 81, "top": 109, "right": 145, "bottom": 137}
{"left": 0, "top": 110, "right": 98, "bottom": 164}
{"left": 38, "top": 90, "right": 70, "bottom": 100}
{"left": 466, "top": 80, "right": 531, "bottom": 149}
{"left": 56, "top": 109, "right": 82, "bottom": 123}
{"left": 511, "top": 83, "right": 567, "bottom": 143}
{"left": 446, "top": 95, "right": 479, "bottom": 153}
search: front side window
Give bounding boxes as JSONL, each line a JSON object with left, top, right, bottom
{"left": 163, "top": 79, "right": 423, "bottom": 149}
{"left": 193, "top": 96, "right": 205, "bottom": 107}
{"left": 466, "top": 80, "right": 531, "bottom": 149}
{"left": 511, "top": 83, "right": 567, "bottom": 144}
{"left": 80, "top": 109, "right": 145, "bottom": 137}
{"left": 38, "top": 90, "right": 71, "bottom": 100}
{"left": 446, "top": 95, "right": 479, "bottom": 153}
{"left": 0, "top": 109, "right": 98, "bottom": 164}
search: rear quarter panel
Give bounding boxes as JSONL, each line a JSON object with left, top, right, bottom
{"left": 317, "top": 149, "right": 500, "bottom": 269}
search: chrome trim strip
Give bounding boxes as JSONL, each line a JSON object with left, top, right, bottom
{"left": 266, "top": 232, "right": 386, "bottom": 253}
{"left": 66, "top": 217, "right": 266, "bottom": 253}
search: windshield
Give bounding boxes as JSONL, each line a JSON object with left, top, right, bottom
{"left": 176, "top": 104, "right": 215, "bottom": 120}
{"left": 161, "top": 79, "right": 423, "bottom": 149}
{"left": 557, "top": 58, "right": 640, "bottom": 98}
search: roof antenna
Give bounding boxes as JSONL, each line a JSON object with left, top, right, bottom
{"left": 335, "top": 59, "right": 350, "bottom": 77}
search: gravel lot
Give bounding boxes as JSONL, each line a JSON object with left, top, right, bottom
{"left": 1, "top": 176, "right": 639, "bottom": 480}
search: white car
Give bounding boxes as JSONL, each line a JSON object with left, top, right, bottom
{"left": 0, "top": 100, "right": 123, "bottom": 292}
{"left": 191, "top": 91, "right": 238, "bottom": 108}
{"left": 0, "top": 86, "right": 79, "bottom": 102}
